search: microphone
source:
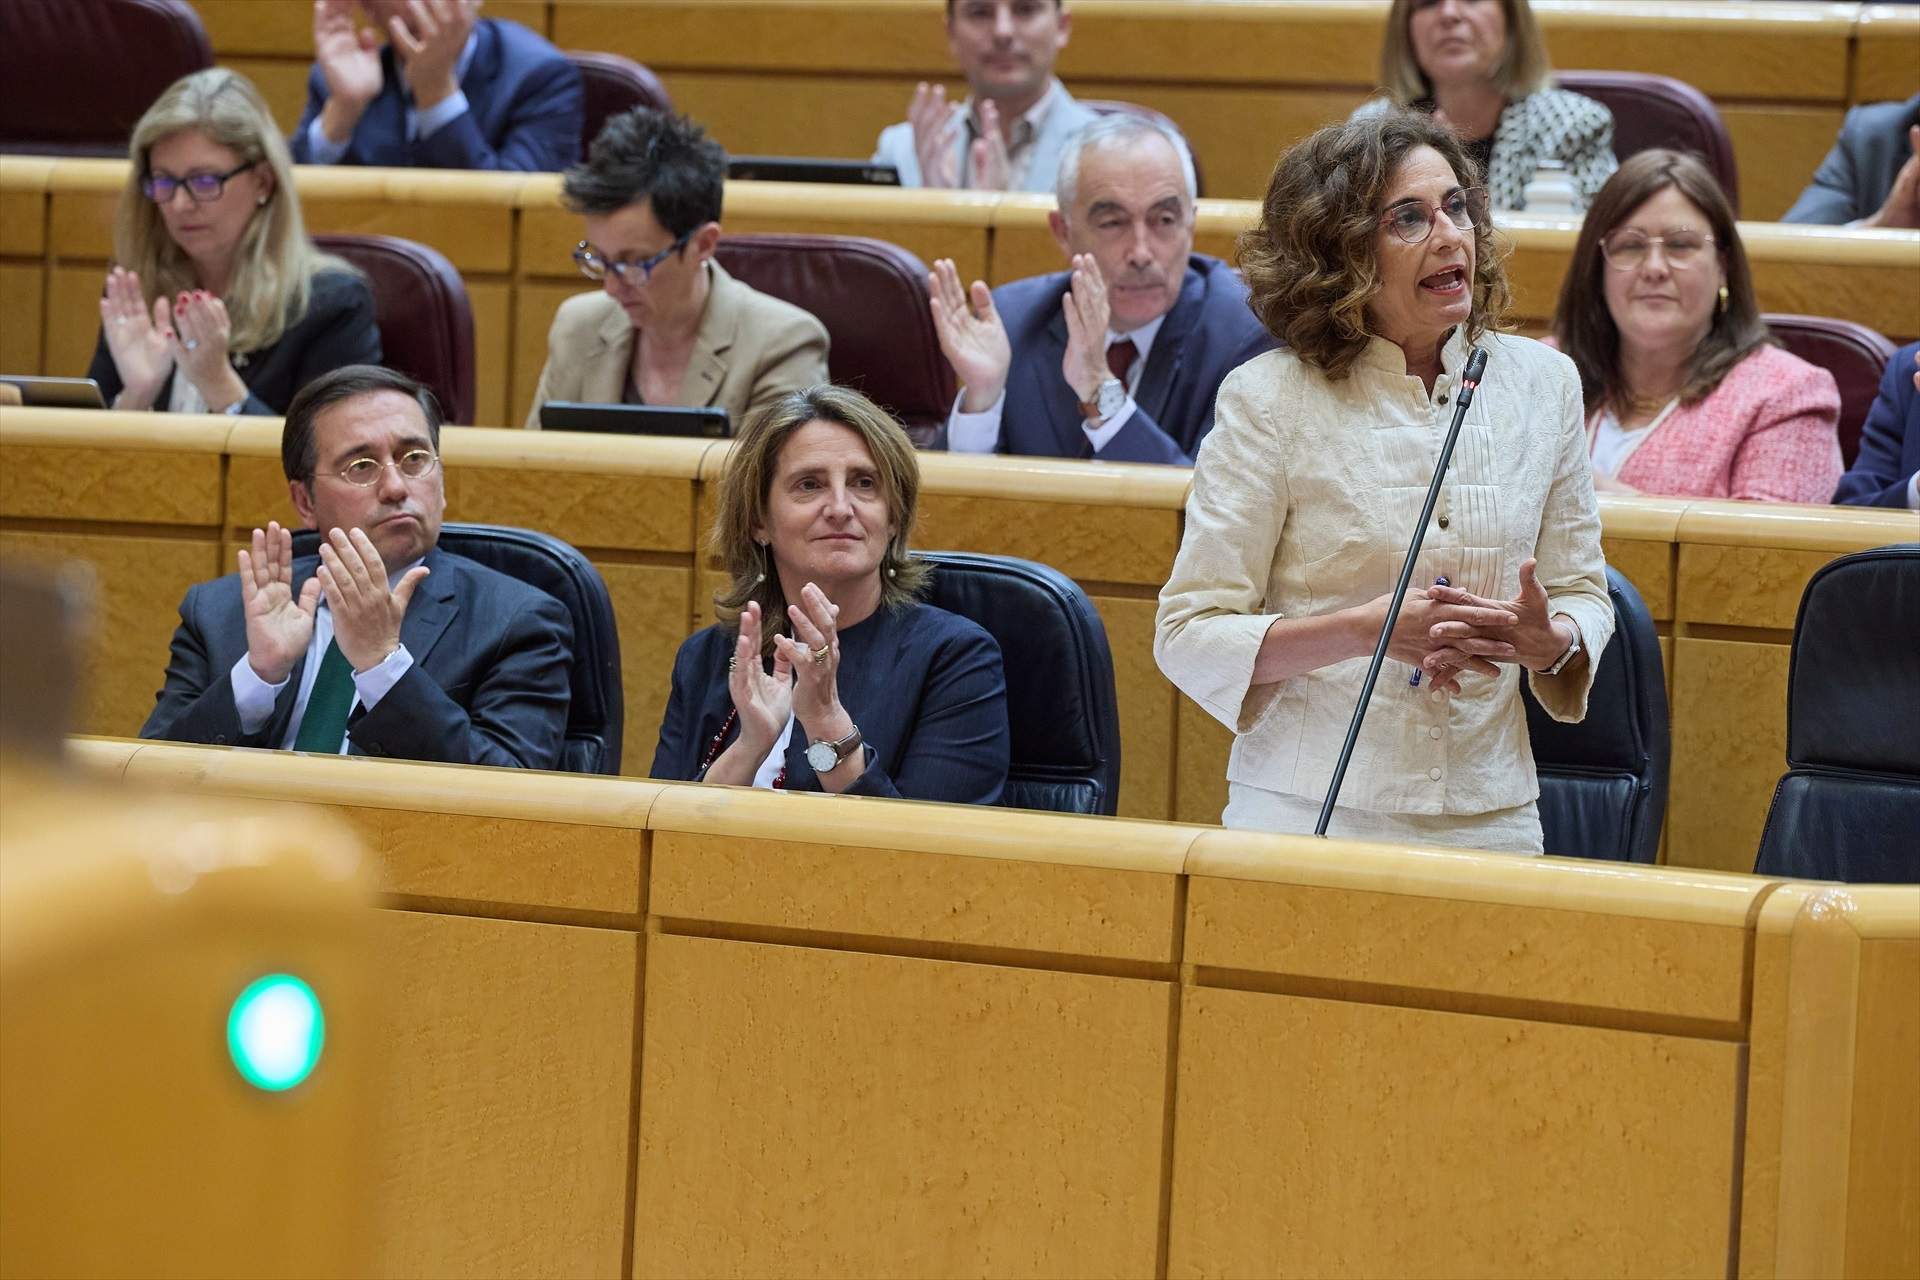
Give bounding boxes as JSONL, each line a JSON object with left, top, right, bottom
{"left": 1315, "top": 346, "right": 1488, "bottom": 837}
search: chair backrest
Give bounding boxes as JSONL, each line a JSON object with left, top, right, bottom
{"left": 1763, "top": 314, "right": 1898, "bottom": 468}
{"left": 567, "top": 50, "right": 671, "bottom": 158}
{"left": 289, "top": 523, "right": 623, "bottom": 775}
{"left": 313, "top": 234, "right": 477, "bottom": 426}
{"left": 714, "top": 234, "right": 955, "bottom": 446}
{"left": 1078, "top": 99, "right": 1206, "bottom": 198}
{"left": 916, "top": 551, "right": 1121, "bottom": 815}
{"left": 1754, "top": 544, "right": 1920, "bottom": 883}
{"left": 0, "top": 0, "right": 210, "bottom": 156}
{"left": 1555, "top": 71, "right": 1739, "bottom": 216}
{"left": 1520, "top": 566, "right": 1669, "bottom": 863}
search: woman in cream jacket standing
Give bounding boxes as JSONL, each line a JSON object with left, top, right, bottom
{"left": 525, "top": 107, "right": 827, "bottom": 428}
{"left": 1155, "top": 111, "right": 1612, "bottom": 855}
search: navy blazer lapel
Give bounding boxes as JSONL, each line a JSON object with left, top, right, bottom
{"left": 398, "top": 549, "right": 460, "bottom": 668}
{"left": 1134, "top": 265, "right": 1202, "bottom": 425}
{"left": 459, "top": 21, "right": 503, "bottom": 106}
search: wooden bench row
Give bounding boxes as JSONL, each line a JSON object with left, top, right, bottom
{"left": 62, "top": 735, "right": 1920, "bottom": 1279}
{"left": 4, "top": 157, "right": 1918, "bottom": 434}
{"left": 4, "top": 406, "right": 1915, "bottom": 872}
{"left": 190, "top": 0, "right": 1920, "bottom": 217}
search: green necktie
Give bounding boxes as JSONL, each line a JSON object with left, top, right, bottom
{"left": 291, "top": 640, "right": 355, "bottom": 754}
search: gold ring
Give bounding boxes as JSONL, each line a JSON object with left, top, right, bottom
{"left": 811, "top": 645, "right": 831, "bottom": 664}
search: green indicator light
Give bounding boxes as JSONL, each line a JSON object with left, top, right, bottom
{"left": 227, "top": 974, "right": 324, "bottom": 1092}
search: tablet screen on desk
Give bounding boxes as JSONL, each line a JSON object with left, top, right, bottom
{"left": 0, "top": 376, "right": 106, "bottom": 409}
{"left": 727, "top": 156, "right": 901, "bottom": 186}
{"left": 538, "top": 402, "right": 732, "bottom": 438}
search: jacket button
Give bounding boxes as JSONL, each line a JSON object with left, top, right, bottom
{"left": 1438, "top": 514, "right": 1450, "bottom": 529}
{"left": 1438, "top": 393, "right": 1450, "bottom": 405}
{"left": 1428, "top": 767, "right": 1443, "bottom": 781}
{"left": 1429, "top": 726, "right": 1443, "bottom": 739}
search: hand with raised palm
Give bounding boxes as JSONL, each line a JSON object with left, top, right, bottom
{"left": 927, "top": 257, "right": 1012, "bottom": 412}
{"left": 239, "top": 521, "right": 320, "bottom": 685}
{"left": 100, "top": 267, "right": 175, "bottom": 408}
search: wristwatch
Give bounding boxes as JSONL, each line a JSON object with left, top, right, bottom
{"left": 1538, "top": 623, "right": 1583, "bottom": 676}
{"left": 1078, "top": 376, "right": 1126, "bottom": 421}
{"left": 805, "top": 725, "right": 864, "bottom": 774}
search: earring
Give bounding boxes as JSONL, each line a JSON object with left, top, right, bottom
{"left": 256, "top": 194, "right": 268, "bottom": 207}
{"left": 750, "top": 541, "right": 766, "bottom": 587}
{"left": 1717, "top": 285, "right": 1729, "bottom": 313}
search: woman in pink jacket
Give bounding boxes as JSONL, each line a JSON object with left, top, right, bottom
{"left": 1552, "top": 150, "right": 1842, "bottom": 503}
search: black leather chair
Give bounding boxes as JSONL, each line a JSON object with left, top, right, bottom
{"left": 291, "top": 523, "right": 622, "bottom": 775}
{"left": 314, "top": 234, "right": 477, "bottom": 426}
{"left": 1754, "top": 545, "right": 1920, "bottom": 883}
{"left": 1521, "top": 566, "right": 1669, "bottom": 863}
{"left": 916, "top": 551, "right": 1121, "bottom": 815}
{"left": 715, "top": 234, "right": 955, "bottom": 447}
{"left": 1764, "top": 314, "right": 1898, "bottom": 468}
{"left": 1556, "top": 70, "right": 1741, "bottom": 215}
{"left": 568, "top": 50, "right": 672, "bottom": 158}
{"left": 0, "top": 0, "right": 211, "bottom": 156}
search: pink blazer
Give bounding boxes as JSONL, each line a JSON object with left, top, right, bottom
{"left": 1597, "top": 345, "right": 1843, "bottom": 503}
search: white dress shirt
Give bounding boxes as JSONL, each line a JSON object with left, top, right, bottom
{"left": 948, "top": 311, "right": 1167, "bottom": 455}
{"left": 227, "top": 559, "right": 424, "bottom": 751}
{"left": 1156, "top": 330, "right": 1614, "bottom": 819}
{"left": 304, "top": 32, "right": 479, "bottom": 164}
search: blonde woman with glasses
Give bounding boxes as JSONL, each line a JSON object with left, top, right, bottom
{"left": 89, "top": 68, "right": 380, "bottom": 416}
{"left": 1551, "top": 150, "right": 1841, "bottom": 501}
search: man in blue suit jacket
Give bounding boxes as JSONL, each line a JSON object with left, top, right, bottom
{"left": 141, "top": 366, "right": 574, "bottom": 769}
{"left": 291, "top": 1, "right": 582, "bottom": 172}
{"left": 1834, "top": 342, "right": 1920, "bottom": 510}
{"left": 929, "top": 114, "right": 1273, "bottom": 464}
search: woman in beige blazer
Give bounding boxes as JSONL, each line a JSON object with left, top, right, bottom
{"left": 1155, "top": 110, "right": 1611, "bottom": 855}
{"left": 524, "top": 108, "right": 827, "bottom": 429}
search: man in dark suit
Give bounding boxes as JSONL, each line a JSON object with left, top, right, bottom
{"left": 1834, "top": 341, "right": 1920, "bottom": 510}
{"left": 141, "top": 365, "right": 573, "bottom": 768}
{"left": 291, "top": 0, "right": 582, "bottom": 172}
{"left": 927, "top": 113, "right": 1273, "bottom": 464}
{"left": 1782, "top": 94, "right": 1920, "bottom": 228}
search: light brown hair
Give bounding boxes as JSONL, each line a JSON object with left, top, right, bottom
{"left": 1238, "top": 110, "right": 1511, "bottom": 381}
{"left": 710, "top": 385, "right": 930, "bottom": 649}
{"left": 1378, "top": 0, "right": 1553, "bottom": 105}
{"left": 1551, "top": 148, "right": 1769, "bottom": 415}
{"left": 116, "top": 68, "right": 350, "bottom": 353}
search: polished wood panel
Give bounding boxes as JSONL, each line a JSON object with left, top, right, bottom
{"left": 1174, "top": 695, "right": 1233, "bottom": 826}
{"left": 0, "top": 266, "right": 45, "bottom": 376}
{"left": 1667, "top": 637, "right": 1791, "bottom": 875}
{"left": 370, "top": 909, "right": 637, "bottom": 1280}
{"left": 468, "top": 279, "right": 512, "bottom": 429}
{"left": 1168, "top": 984, "right": 1742, "bottom": 1277}
{"left": 1720, "top": 105, "right": 1847, "bottom": 224}
{"left": 634, "top": 932, "right": 1169, "bottom": 1278}
{"left": 1093, "top": 594, "right": 1172, "bottom": 819}
{"left": 650, "top": 828, "right": 1180, "bottom": 962}
{"left": 0, "top": 530, "right": 220, "bottom": 737}
{"left": 0, "top": 186, "right": 46, "bottom": 256}
{"left": 1854, "top": 6, "right": 1920, "bottom": 104}
{"left": 601, "top": 561, "right": 694, "bottom": 778}
{"left": 1848, "top": 934, "right": 1920, "bottom": 1279}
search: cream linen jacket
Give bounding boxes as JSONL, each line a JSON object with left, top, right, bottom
{"left": 524, "top": 261, "right": 829, "bottom": 427}
{"left": 1155, "top": 329, "right": 1613, "bottom": 816}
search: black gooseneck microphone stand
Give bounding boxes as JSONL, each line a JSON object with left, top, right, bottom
{"left": 1315, "top": 345, "right": 1489, "bottom": 837}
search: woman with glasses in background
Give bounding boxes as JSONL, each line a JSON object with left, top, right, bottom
{"left": 524, "top": 108, "right": 828, "bottom": 429}
{"left": 1155, "top": 111, "right": 1611, "bottom": 854}
{"left": 1552, "top": 150, "right": 1842, "bottom": 502}
{"left": 90, "top": 68, "right": 380, "bottom": 416}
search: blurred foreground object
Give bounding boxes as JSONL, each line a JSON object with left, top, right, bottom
{"left": 0, "top": 753, "right": 376, "bottom": 1276}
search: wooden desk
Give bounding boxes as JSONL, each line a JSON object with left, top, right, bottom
{"left": 62, "top": 737, "right": 1920, "bottom": 1279}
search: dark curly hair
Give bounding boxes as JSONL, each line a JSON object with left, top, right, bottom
{"left": 1238, "top": 110, "right": 1511, "bottom": 381}
{"left": 562, "top": 107, "right": 725, "bottom": 235}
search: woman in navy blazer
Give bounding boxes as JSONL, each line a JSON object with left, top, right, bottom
{"left": 651, "top": 385, "right": 1010, "bottom": 803}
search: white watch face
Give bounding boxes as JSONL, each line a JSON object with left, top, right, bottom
{"left": 1097, "top": 377, "right": 1126, "bottom": 417}
{"left": 806, "top": 741, "right": 838, "bottom": 772}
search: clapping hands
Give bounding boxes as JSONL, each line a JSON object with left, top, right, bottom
{"left": 100, "top": 267, "right": 174, "bottom": 408}
{"left": 927, "top": 258, "right": 1012, "bottom": 411}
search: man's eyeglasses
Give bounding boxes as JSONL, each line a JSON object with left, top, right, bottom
{"left": 331, "top": 449, "right": 440, "bottom": 488}
{"left": 1599, "top": 229, "right": 1717, "bottom": 271}
{"left": 1379, "top": 187, "right": 1488, "bottom": 245}
{"left": 141, "top": 160, "right": 258, "bottom": 205}
{"left": 573, "top": 234, "right": 691, "bottom": 285}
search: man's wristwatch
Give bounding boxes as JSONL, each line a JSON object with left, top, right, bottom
{"left": 1538, "top": 623, "right": 1583, "bottom": 677}
{"left": 1078, "top": 376, "right": 1126, "bottom": 421}
{"left": 805, "top": 726, "right": 864, "bottom": 774}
